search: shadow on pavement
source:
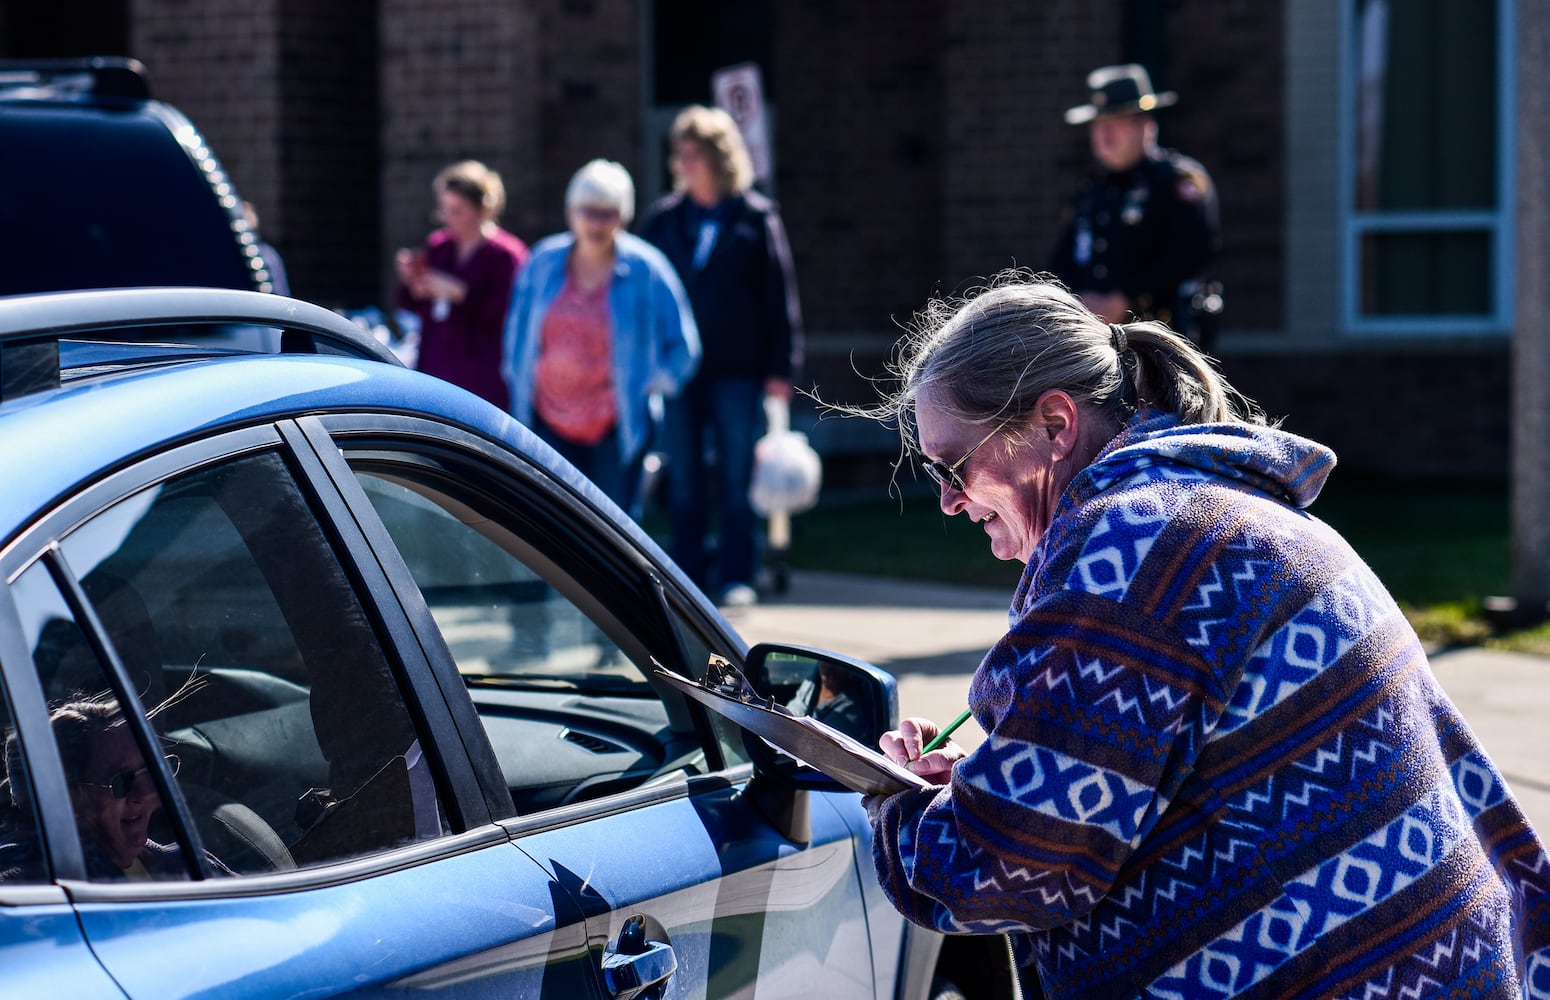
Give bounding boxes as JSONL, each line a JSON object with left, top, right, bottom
{"left": 754, "top": 571, "right": 1011, "bottom": 613}
{"left": 869, "top": 649, "right": 988, "bottom": 678}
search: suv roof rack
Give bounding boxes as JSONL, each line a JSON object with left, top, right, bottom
{"left": 0, "top": 287, "right": 403, "bottom": 402}
{"left": 0, "top": 56, "right": 151, "bottom": 102}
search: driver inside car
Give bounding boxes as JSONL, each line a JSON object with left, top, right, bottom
{"left": 49, "top": 696, "right": 231, "bottom": 880}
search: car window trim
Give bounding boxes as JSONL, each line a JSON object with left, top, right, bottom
{"left": 0, "top": 421, "right": 498, "bottom": 885}
{"left": 282, "top": 417, "right": 503, "bottom": 828}
{"left": 315, "top": 412, "right": 736, "bottom": 666}
{"left": 1, "top": 426, "right": 285, "bottom": 577}
{"left": 647, "top": 572, "right": 734, "bottom": 773}
{"left": 496, "top": 767, "right": 751, "bottom": 840}
{"left": 319, "top": 414, "right": 683, "bottom": 644}
{"left": 56, "top": 823, "right": 513, "bottom": 904}
{"left": 326, "top": 431, "right": 706, "bottom": 728}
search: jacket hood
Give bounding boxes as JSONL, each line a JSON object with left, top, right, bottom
{"left": 1070, "top": 410, "right": 1337, "bottom": 512}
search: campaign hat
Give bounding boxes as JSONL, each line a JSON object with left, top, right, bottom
{"left": 1064, "top": 63, "right": 1177, "bottom": 125}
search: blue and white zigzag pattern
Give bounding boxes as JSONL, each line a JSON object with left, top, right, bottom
{"left": 967, "top": 735, "right": 1154, "bottom": 842}
{"left": 1215, "top": 562, "right": 1394, "bottom": 738}
{"left": 1063, "top": 494, "right": 1175, "bottom": 601}
{"left": 1147, "top": 788, "right": 1474, "bottom": 997}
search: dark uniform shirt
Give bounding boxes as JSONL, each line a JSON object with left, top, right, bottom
{"left": 1048, "top": 148, "right": 1218, "bottom": 326}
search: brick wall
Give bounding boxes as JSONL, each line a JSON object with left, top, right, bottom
{"left": 124, "top": 2, "right": 1283, "bottom": 326}
{"left": 133, "top": 0, "right": 381, "bottom": 305}
{"left": 531, "top": 0, "right": 642, "bottom": 238}
{"left": 379, "top": 0, "right": 542, "bottom": 298}
{"left": 379, "top": 0, "right": 643, "bottom": 287}
{"left": 1164, "top": 2, "right": 1285, "bottom": 332}
{"left": 272, "top": 0, "right": 380, "bottom": 305}
{"left": 773, "top": 2, "right": 946, "bottom": 334}
{"left": 941, "top": 0, "right": 1118, "bottom": 290}
{"left": 131, "top": 0, "right": 284, "bottom": 257}
{"left": 98, "top": 2, "right": 1507, "bottom": 480}
{"left": 1227, "top": 347, "right": 1511, "bottom": 476}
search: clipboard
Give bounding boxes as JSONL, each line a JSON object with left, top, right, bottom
{"left": 654, "top": 659, "right": 932, "bottom": 797}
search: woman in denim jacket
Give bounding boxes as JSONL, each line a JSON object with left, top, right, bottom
{"left": 502, "top": 160, "right": 700, "bottom": 519}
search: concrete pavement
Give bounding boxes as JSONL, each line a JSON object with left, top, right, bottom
{"left": 723, "top": 570, "right": 1550, "bottom": 835}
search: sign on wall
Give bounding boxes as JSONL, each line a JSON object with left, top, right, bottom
{"left": 711, "top": 61, "right": 772, "bottom": 183}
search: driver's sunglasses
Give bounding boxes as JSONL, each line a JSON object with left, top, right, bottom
{"left": 921, "top": 419, "right": 1011, "bottom": 494}
{"left": 79, "top": 754, "right": 180, "bottom": 800}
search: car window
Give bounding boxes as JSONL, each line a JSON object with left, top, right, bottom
{"left": 9, "top": 557, "right": 200, "bottom": 881}
{"left": 352, "top": 468, "right": 716, "bottom": 812}
{"left": 36, "top": 450, "right": 448, "bottom": 878}
{"left": 357, "top": 475, "right": 642, "bottom": 694}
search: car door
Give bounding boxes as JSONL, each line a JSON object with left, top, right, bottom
{"left": 0, "top": 425, "right": 604, "bottom": 999}
{"left": 313, "top": 412, "right": 884, "bottom": 998}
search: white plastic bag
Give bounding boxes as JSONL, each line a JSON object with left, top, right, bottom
{"left": 750, "top": 398, "right": 822, "bottom": 517}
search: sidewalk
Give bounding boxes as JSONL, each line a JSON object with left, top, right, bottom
{"left": 723, "top": 570, "right": 1550, "bottom": 835}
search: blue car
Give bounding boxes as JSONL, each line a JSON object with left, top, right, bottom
{"left": 0, "top": 289, "right": 1017, "bottom": 999}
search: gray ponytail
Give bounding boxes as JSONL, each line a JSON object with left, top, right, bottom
{"left": 845, "top": 270, "right": 1264, "bottom": 447}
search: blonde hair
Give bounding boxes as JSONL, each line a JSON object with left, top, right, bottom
{"left": 433, "top": 160, "right": 506, "bottom": 221}
{"left": 852, "top": 269, "right": 1264, "bottom": 455}
{"left": 670, "top": 105, "right": 755, "bottom": 198}
{"left": 565, "top": 159, "right": 636, "bottom": 224}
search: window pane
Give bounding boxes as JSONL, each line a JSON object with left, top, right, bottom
{"left": 0, "top": 567, "right": 62, "bottom": 884}
{"left": 0, "top": 716, "right": 44, "bottom": 883}
{"left": 354, "top": 470, "right": 704, "bottom": 811}
{"left": 357, "top": 474, "right": 642, "bottom": 693}
{"left": 1354, "top": 0, "right": 1496, "bottom": 211}
{"left": 1359, "top": 230, "right": 1491, "bottom": 316}
{"left": 57, "top": 451, "right": 446, "bottom": 875}
{"left": 11, "top": 559, "right": 193, "bottom": 881}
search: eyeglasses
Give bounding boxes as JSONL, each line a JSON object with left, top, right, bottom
{"left": 921, "top": 420, "right": 1009, "bottom": 494}
{"left": 574, "top": 204, "right": 621, "bottom": 223}
{"left": 79, "top": 754, "right": 180, "bottom": 800}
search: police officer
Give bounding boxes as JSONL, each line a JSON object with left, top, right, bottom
{"left": 1048, "top": 64, "right": 1221, "bottom": 348}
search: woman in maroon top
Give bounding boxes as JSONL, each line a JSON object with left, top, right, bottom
{"left": 395, "top": 160, "right": 530, "bottom": 407}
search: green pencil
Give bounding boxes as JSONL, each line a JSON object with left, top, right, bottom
{"left": 922, "top": 707, "right": 973, "bottom": 754}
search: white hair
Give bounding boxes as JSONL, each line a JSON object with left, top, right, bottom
{"left": 565, "top": 159, "right": 635, "bottom": 225}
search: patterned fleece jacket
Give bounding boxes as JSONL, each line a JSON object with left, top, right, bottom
{"left": 872, "top": 412, "right": 1550, "bottom": 998}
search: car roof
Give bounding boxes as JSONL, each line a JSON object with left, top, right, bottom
{"left": 0, "top": 288, "right": 475, "bottom": 533}
{"left": 0, "top": 290, "right": 701, "bottom": 610}
{"left": 2, "top": 353, "right": 450, "bottom": 527}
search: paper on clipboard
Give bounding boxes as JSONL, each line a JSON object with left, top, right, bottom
{"left": 654, "top": 661, "right": 932, "bottom": 797}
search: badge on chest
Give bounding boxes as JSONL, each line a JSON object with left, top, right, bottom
{"left": 1123, "top": 186, "right": 1149, "bottom": 226}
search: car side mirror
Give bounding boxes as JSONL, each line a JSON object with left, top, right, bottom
{"left": 743, "top": 643, "right": 900, "bottom": 749}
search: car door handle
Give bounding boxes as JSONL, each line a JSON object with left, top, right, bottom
{"left": 601, "top": 913, "right": 677, "bottom": 1000}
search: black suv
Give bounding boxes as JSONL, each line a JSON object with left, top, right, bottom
{"left": 0, "top": 56, "right": 271, "bottom": 296}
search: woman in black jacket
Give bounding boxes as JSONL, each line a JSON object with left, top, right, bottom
{"left": 640, "top": 105, "right": 803, "bottom": 606}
